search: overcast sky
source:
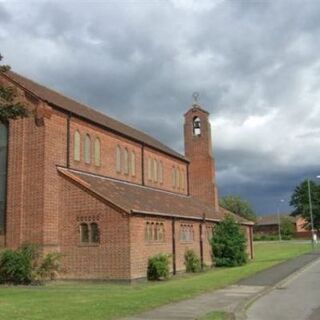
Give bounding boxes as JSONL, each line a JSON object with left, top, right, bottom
{"left": 1, "top": 0, "right": 320, "bottom": 215}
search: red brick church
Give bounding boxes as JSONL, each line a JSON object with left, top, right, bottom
{"left": 0, "top": 71, "right": 253, "bottom": 280}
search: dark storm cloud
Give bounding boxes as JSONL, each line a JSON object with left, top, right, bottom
{"left": 1, "top": 0, "right": 320, "bottom": 214}
{"left": 0, "top": 3, "right": 10, "bottom": 22}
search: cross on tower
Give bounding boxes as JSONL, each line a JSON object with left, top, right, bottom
{"left": 192, "top": 92, "right": 200, "bottom": 103}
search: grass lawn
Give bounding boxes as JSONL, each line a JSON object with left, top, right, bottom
{"left": 0, "top": 242, "right": 313, "bottom": 320}
{"left": 198, "top": 311, "right": 231, "bottom": 320}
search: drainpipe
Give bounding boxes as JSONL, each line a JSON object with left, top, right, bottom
{"left": 186, "top": 163, "right": 190, "bottom": 196}
{"left": 141, "top": 144, "right": 145, "bottom": 186}
{"left": 200, "top": 214, "right": 205, "bottom": 270}
{"left": 66, "top": 112, "right": 71, "bottom": 168}
{"left": 172, "top": 217, "right": 176, "bottom": 275}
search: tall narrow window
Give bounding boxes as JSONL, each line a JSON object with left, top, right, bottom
{"left": 172, "top": 167, "right": 176, "bottom": 188}
{"left": 116, "top": 145, "right": 121, "bottom": 173}
{"left": 148, "top": 157, "right": 152, "bottom": 181}
{"left": 80, "top": 223, "right": 89, "bottom": 243}
{"left": 74, "top": 130, "right": 81, "bottom": 161}
{"left": 159, "top": 161, "right": 163, "bottom": 184}
{"left": 94, "top": 138, "right": 101, "bottom": 167}
{"left": 0, "top": 123, "right": 8, "bottom": 232}
{"left": 181, "top": 170, "right": 185, "bottom": 190}
{"left": 90, "top": 223, "right": 100, "bottom": 243}
{"left": 131, "top": 151, "right": 136, "bottom": 176}
{"left": 84, "top": 134, "right": 91, "bottom": 164}
{"left": 176, "top": 168, "right": 180, "bottom": 190}
{"left": 124, "top": 148, "right": 129, "bottom": 174}
{"left": 193, "top": 116, "right": 201, "bottom": 136}
{"left": 153, "top": 159, "right": 158, "bottom": 182}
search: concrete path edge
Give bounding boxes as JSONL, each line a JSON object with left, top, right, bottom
{"left": 234, "top": 254, "right": 320, "bottom": 320}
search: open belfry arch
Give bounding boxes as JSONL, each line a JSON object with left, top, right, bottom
{"left": 0, "top": 70, "right": 254, "bottom": 280}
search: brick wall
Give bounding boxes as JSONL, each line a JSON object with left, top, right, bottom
{"left": 143, "top": 147, "right": 188, "bottom": 195}
{"left": 6, "top": 116, "right": 46, "bottom": 248}
{"left": 129, "top": 216, "right": 215, "bottom": 279}
{"left": 58, "top": 175, "right": 131, "bottom": 280}
{"left": 129, "top": 216, "right": 173, "bottom": 279}
{"left": 69, "top": 117, "right": 143, "bottom": 185}
{"left": 68, "top": 117, "right": 188, "bottom": 195}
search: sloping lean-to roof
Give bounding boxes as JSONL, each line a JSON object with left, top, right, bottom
{"left": 58, "top": 167, "right": 253, "bottom": 225}
{"left": 256, "top": 214, "right": 296, "bottom": 226}
{"left": 2, "top": 71, "right": 187, "bottom": 162}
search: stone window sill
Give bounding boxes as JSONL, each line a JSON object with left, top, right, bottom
{"left": 78, "top": 243, "right": 100, "bottom": 247}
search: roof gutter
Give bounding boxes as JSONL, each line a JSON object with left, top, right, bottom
{"left": 131, "top": 209, "right": 221, "bottom": 222}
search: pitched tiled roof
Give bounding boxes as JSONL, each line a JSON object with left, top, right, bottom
{"left": 2, "top": 71, "right": 187, "bottom": 162}
{"left": 256, "top": 214, "right": 296, "bottom": 226}
{"left": 58, "top": 168, "right": 253, "bottom": 225}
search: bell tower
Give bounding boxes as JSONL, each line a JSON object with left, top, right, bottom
{"left": 184, "top": 96, "right": 219, "bottom": 211}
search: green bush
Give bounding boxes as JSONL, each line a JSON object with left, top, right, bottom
{"left": 147, "top": 254, "right": 170, "bottom": 280}
{"left": 0, "top": 249, "right": 33, "bottom": 284}
{"left": 184, "top": 249, "right": 201, "bottom": 273}
{"left": 253, "top": 234, "right": 279, "bottom": 241}
{"left": 0, "top": 244, "right": 62, "bottom": 285}
{"left": 211, "top": 216, "right": 248, "bottom": 267}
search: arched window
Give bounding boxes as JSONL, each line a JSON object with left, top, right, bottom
{"left": 150, "top": 222, "right": 154, "bottom": 240}
{"left": 131, "top": 151, "right": 136, "bottom": 176}
{"left": 80, "top": 223, "right": 89, "bottom": 243}
{"left": 94, "top": 138, "right": 101, "bottom": 167}
{"left": 74, "top": 130, "right": 81, "bottom": 161}
{"left": 158, "top": 161, "right": 163, "bottom": 184}
{"left": 153, "top": 159, "right": 158, "bottom": 182}
{"left": 84, "top": 134, "right": 91, "bottom": 164}
{"left": 116, "top": 145, "right": 121, "bottom": 173}
{"left": 148, "top": 157, "right": 152, "bottom": 181}
{"left": 123, "top": 148, "right": 129, "bottom": 174}
{"left": 172, "top": 167, "right": 176, "bottom": 188}
{"left": 154, "top": 223, "right": 159, "bottom": 240}
{"left": 193, "top": 116, "right": 201, "bottom": 136}
{"left": 181, "top": 170, "right": 185, "bottom": 190}
{"left": 90, "top": 223, "right": 100, "bottom": 243}
{"left": 176, "top": 167, "right": 180, "bottom": 190}
{"left": 158, "top": 223, "right": 164, "bottom": 241}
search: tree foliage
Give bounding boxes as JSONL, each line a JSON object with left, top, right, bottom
{"left": 0, "top": 53, "right": 29, "bottom": 123}
{"left": 290, "top": 180, "right": 320, "bottom": 232}
{"left": 211, "top": 215, "right": 248, "bottom": 267}
{"left": 220, "top": 195, "right": 256, "bottom": 222}
{"left": 280, "top": 216, "right": 295, "bottom": 238}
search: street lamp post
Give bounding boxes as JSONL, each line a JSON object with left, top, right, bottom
{"left": 277, "top": 199, "right": 285, "bottom": 241}
{"left": 307, "top": 179, "right": 316, "bottom": 249}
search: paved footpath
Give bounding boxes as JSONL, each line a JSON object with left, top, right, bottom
{"left": 123, "top": 251, "right": 320, "bottom": 320}
{"left": 246, "top": 255, "right": 320, "bottom": 320}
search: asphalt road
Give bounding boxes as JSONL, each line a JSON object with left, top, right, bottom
{"left": 246, "top": 256, "right": 320, "bottom": 320}
{"left": 238, "top": 250, "right": 320, "bottom": 286}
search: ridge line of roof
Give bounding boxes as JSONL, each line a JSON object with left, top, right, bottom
{"left": 2, "top": 70, "right": 188, "bottom": 162}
